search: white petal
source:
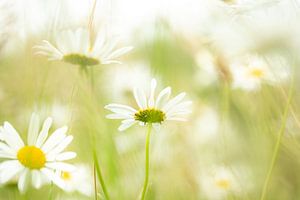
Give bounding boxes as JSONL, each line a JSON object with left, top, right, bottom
{"left": 167, "top": 110, "right": 192, "bottom": 118}
{"left": 99, "top": 38, "right": 120, "bottom": 58}
{"left": 155, "top": 87, "right": 171, "bottom": 109}
{"left": 0, "top": 141, "right": 16, "bottom": 156}
{"left": 0, "top": 151, "right": 16, "bottom": 159}
{"left": 105, "top": 104, "right": 137, "bottom": 115}
{"left": 41, "top": 168, "right": 65, "bottom": 189}
{"left": 3, "top": 122, "right": 24, "bottom": 150}
{"left": 166, "top": 101, "right": 192, "bottom": 114}
{"left": 134, "top": 88, "right": 147, "bottom": 109}
{"left": 46, "top": 162, "right": 76, "bottom": 172}
{"left": 162, "top": 92, "right": 186, "bottom": 112}
{"left": 166, "top": 117, "right": 188, "bottom": 121}
{"left": 56, "top": 152, "right": 77, "bottom": 161}
{"left": 101, "top": 60, "right": 122, "bottom": 65}
{"left": 41, "top": 126, "right": 68, "bottom": 153}
{"left": 27, "top": 113, "right": 40, "bottom": 145}
{"left": 46, "top": 136, "right": 73, "bottom": 160}
{"left": 106, "top": 46, "right": 133, "bottom": 60}
{"left": 0, "top": 160, "right": 24, "bottom": 183}
{"left": 36, "top": 117, "right": 53, "bottom": 147}
{"left": 106, "top": 114, "right": 133, "bottom": 120}
{"left": 32, "top": 170, "right": 42, "bottom": 189}
{"left": 18, "top": 169, "right": 30, "bottom": 193}
{"left": 93, "top": 32, "right": 106, "bottom": 53}
{"left": 118, "top": 120, "right": 137, "bottom": 131}
{"left": 148, "top": 79, "right": 157, "bottom": 108}
{"left": 0, "top": 127, "right": 4, "bottom": 140}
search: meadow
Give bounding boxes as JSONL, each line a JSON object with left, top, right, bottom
{"left": 0, "top": 0, "right": 300, "bottom": 200}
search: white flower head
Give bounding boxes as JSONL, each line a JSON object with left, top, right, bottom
{"left": 230, "top": 55, "right": 287, "bottom": 91}
{"left": 199, "top": 166, "right": 240, "bottom": 199}
{"left": 34, "top": 28, "right": 133, "bottom": 67}
{"left": 105, "top": 78, "right": 192, "bottom": 131}
{"left": 56, "top": 164, "right": 93, "bottom": 196}
{"left": 0, "top": 113, "right": 76, "bottom": 192}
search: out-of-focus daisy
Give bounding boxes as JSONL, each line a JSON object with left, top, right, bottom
{"left": 0, "top": 113, "right": 76, "bottom": 192}
{"left": 199, "top": 166, "right": 240, "bottom": 199}
{"left": 230, "top": 55, "right": 288, "bottom": 91}
{"left": 57, "top": 164, "right": 93, "bottom": 196}
{"left": 105, "top": 78, "right": 192, "bottom": 131}
{"left": 34, "top": 28, "right": 133, "bottom": 67}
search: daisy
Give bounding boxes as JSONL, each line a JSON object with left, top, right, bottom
{"left": 0, "top": 113, "right": 76, "bottom": 192}
{"left": 34, "top": 28, "right": 133, "bottom": 67}
{"left": 56, "top": 164, "right": 93, "bottom": 196}
{"left": 230, "top": 55, "right": 288, "bottom": 91}
{"left": 104, "top": 78, "right": 192, "bottom": 131}
{"left": 199, "top": 166, "right": 240, "bottom": 199}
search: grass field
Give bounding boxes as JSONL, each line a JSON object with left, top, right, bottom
{"left": 0, "top": 0, "right": 300, "bottom": 200}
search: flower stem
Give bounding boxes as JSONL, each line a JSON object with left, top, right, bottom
{"left": 140, "top": 124, "right": 152, "bottom": 200}
{"left": 93, "top": 164, "right": 98, "bottom": 200}
{"left": 260, "top": 81, "right": 294, "bottom": 200}
{"left": 48, "top": 182, "right": 54, "bottom": 200}
{"left": 88, "top": 0, "right": 98, "bottom": 49}
{"left": 93, "top": 150, "right": 110, "bottom": 200}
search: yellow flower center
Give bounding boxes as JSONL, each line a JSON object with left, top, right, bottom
{"left": 215, "top": 179, "right": 231, "bottom": 189}
{"left": 17, "top": 146, "right": 46, "bottom": 169}
{"left": 134, "top": 108, "right": 166, "bottom": 124}
{"left": 222, "top": 0, "right": 236, "bottom": 4}
{"left": 61, "top": 171, "right": 72, "bottom": 181}
{"left": 63, "top": 53, "right": 99, "bottom": 66}
{"left": 249, "top": 68, "right": 264, "bottom": 78}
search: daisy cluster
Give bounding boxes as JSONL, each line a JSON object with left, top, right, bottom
{"left": 0, "top": 0, "right": 193, "bottom": 197}
{"left": 0, "top": 0, "right": 298, "bottom": 199}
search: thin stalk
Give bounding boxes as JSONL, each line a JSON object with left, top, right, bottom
{"left": 220, "top": 81, "right": 230, "bottom": 152}
{"left": 93, "top": 150, "right": 110, "bottom": 200}
{"left": 48, "top": 182, "right": 54, "bottom": 200}
{"left": 260, "top": 80, "right": 294, "bottom": 200}
{"left": 140, "top": 124, "right": 153, "bottom": 200}
{"left": 88, "top": 0, "right": 98, "bottom": 49}
{"left": 94, "top": 164, "right": 98, "bottom": 200}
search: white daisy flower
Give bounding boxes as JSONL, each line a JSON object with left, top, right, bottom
{"left": 0, "top": 113, "right": 76, "bottom": 192}
{"left": 34, "top": 28, "right": 133, "bottom": 67}
{"left": 105, "top": 78, "right": 192, "bottom": 131}
{"left": 56, "top": 164, "right": 93, "bottom": 196}
{"left": 199, "top": 166, "right": 240, "bottom": 199}
{"left": 230, "top": 55, "right": 288, "bottom": 91}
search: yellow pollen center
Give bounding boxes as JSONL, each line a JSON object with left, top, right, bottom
{"left": 215, "top": 179, "right": 231, "bottom": 189}
{"left": 17, "top": 146, "right": 46, "bottom": 169}
{"left": 61, "top": 171, "right": 72, "bottom": 181}
{"left": 249, "top": 68, "right": 264, "bottom": 78}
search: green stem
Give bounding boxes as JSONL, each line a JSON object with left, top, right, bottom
{"left": 93, "top": 150, "right": 110, "bottom": 200}
{"left": 140, "top": 124, "right": 152, "bottom": 200}
{"left": 94, "top": 164, "right": 98, "bottom": 200}
{"left": 260, "top": 81, "right": 294, "bottom": 200}
{"left": 48, "top": 182, "right": 54, "bottom": 200}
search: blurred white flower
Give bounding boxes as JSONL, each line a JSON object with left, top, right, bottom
{"left": 230, "top": 55, "right": 288, "bottom": 91}
{"left": 199, "top": 166, "right": 240, "bottom": 199}
{"left": 0, "top": 113, "right": 76, "bottom": 192}
{"left": 105, "top": 78, "right": 192, "bottom": 131}
{"left": 34, "top": 28, "right": 133, "bottom": 67}
{"left": 57, "top": 164, "right": 93, "bottom": 196}
{"left": 0, "top": 1, "right": 19, "bottom": 54}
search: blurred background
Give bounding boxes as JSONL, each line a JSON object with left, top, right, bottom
{"left": 0, "top": 0, "right": 300, "bottom": 199}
